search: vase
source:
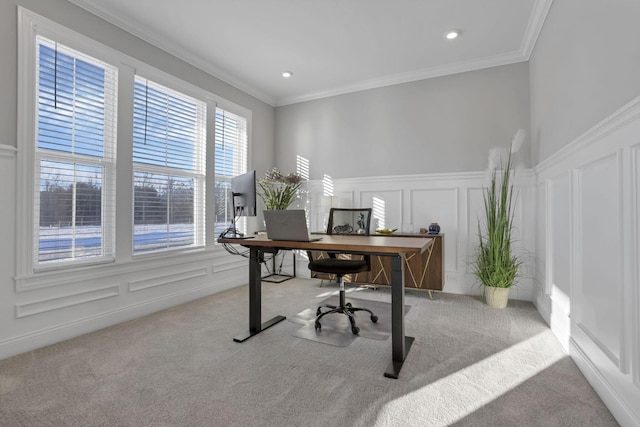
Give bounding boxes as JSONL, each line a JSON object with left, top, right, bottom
{"left": 428, "top": 222, "right": 440, "bottom": 234}
{"left": 485, "top": 286, "right": 510, "bottom": 308}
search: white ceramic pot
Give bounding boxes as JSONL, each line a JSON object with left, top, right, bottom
{"left": 485, "top": 286, "right": 510, "bottom": 308}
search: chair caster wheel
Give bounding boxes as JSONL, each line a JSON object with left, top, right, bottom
{"left": 315, "top": 322, "right": 321, "bottom": 331}
{"left": 345, "top": 302, "right": 352, "bottom": 308}
{"left": 371, "top": 315, "right": 378, "bottom": 323}
{"left": 351, "top": 326, "right": 360, "bottom": 334}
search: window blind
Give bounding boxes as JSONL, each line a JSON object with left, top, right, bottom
{"left": 34, "top": 36, "right": 117, "bottom": 267}
{"left": 132, "top": 76, "right": 206, "bottom": 254}
{"left": 214, "top": 108, "right": 248, "bottom": 235}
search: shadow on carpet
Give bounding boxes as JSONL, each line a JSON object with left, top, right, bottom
{"left": 288, "top": 296, "right": 410, "bottom": 347}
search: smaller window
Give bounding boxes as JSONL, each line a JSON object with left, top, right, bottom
{"left": 214, "top": 108, "right": 248, "bottom": 236}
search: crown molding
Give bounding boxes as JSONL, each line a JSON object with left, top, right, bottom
{"left": 275, "top": 50, "right": 529, "bottom": 106}
{"left": 520, "top": 0, "right": 554, "bottom": 59}
{"left": 66, "top": 0, "right": 276, "bottom": 106}
{"left": 68, "top": 0, "right": 552, "bottom": 108}
{"left": 275, "top": 0, "right": 553, "bottom": 106}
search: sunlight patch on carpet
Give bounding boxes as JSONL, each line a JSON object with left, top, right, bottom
{"left": 373, "top": 330, "right": 566, "bottom": 425}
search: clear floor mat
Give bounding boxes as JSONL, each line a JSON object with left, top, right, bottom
{"left": 289, "top": 296, "right": 411, "bottom": 347}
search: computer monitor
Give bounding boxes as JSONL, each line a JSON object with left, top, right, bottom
{"left": 230, "top": 170, "right": 257, "bottom": 217}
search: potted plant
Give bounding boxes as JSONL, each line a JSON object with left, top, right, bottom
{"left": 257, "top": 168, "right": 304, "bottom": 210}
{"left": 473, "top": 132, "right": 523, "bottom": 308}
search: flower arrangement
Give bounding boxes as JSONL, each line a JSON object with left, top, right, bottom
{"left": 258, "top": 168, "right": 304, "bottom": 210}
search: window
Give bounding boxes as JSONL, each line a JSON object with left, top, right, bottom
{"left": 18, "top": 9, "right": 251, "bottom": 282}
{"left": 214, "top": 108, "right": 248, "bottom": 235}
{"left": 132, "top": 77, "right": 206, "bottom": 254}
{"left": 34, "top": 36, "right": 117, "bottom": 267}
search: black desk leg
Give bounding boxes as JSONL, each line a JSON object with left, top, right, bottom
{"left": 384, "top": 254, "right": 415, "bottom": 379}
{"left": 233, "top": 246, "right": 286, "bottom": 342}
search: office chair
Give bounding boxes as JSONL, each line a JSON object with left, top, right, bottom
{"left": 307, "top": 208, "right": 378, "bottom": 334}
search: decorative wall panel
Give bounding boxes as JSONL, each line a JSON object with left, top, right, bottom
{"left": 129, "top": 268, "right": 208, "bottom": 292}
{"left": 360, "top": 190, "right": 402, "bottom": 231}
{"left": 575, "top": 153, "right": 622, "bottom": 366}
{"left": 410, "top": 188, "right": 458, "bottom": 272}
{"left": 535, "top": 97, "right": 640, "bottom": 426}
{"left": 16, "top": 285, "right": 119, "bottom": 318}
{"left": 305, "top": 171, "right": 535, "bottom": 296}
{"left": 548, "top": 172, "right": 571, "bottom": 345}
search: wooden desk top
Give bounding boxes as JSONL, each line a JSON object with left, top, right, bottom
{"left": 218, "top": 234, "right": 433, "bottom": 255}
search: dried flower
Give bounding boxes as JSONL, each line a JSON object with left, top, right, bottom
{"left": 258, "top": 168, "right": 304, "bottom": 210}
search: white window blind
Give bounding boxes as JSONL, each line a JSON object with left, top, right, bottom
{"left": 34, "top": 36, "right": 117, "bottom": 267}
{"left": 214, "top": 108, "right": 248, "bottom": 235}
{"left": 132, "top": 76, "right": 206, "bottom": 254}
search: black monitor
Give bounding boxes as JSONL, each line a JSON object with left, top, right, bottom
{"left": 230, "top": 169, "right": 257, "bottom": 217}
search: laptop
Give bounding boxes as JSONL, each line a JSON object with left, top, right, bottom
{"left": 263, "top": 210, "right": 323, "bottom": 242}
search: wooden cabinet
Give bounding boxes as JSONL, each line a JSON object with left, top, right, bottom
{"left": 309, "top": 233, "right": 444, "bottom": 296}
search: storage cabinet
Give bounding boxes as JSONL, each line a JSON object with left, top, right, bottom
{"left": 309, "top": 233, "right": 444, "bottom": 297}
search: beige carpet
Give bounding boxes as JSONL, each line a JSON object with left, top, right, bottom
{"left": 0, "top": 278, "right": 619, "bottom": 426}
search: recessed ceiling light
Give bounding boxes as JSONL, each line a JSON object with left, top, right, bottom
{"left": 282, "top": 71, "right": 293, "bottom": 78}
{"left": 445, "top": 30, "right": 460, "bottom": 40}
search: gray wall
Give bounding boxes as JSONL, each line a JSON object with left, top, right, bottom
{"left": 529, "top": 0, "right": 640, "bottom": 163}
{"left": 0, "top": 0, "right": 275, "bottom": 172}
{"left": 275, "top": 62, "right": 530, "bottom": 179}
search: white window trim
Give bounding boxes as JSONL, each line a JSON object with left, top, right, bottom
{"left": 16, "top": 7, "right": 253, "bottom": 289}
{"left": 16, "top": 7, "right": 124, "bottom": 281}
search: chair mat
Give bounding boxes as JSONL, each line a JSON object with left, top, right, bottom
{"left": 289, "top": 296, "right": 411, "bottom": 347}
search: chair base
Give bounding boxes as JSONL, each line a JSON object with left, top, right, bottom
{"left": 314, "top": 276, "right": 378, "bottom": 334}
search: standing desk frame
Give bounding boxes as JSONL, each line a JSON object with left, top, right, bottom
{"left": 217, "top": 234, "right": 433, "bottom": 379}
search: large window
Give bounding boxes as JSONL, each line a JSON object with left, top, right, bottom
{"left": 132, "top": 77, "right": 206, "bottom": 254}
{"left": 214, "top": 108, "right": 248, "bottom": 235}
{"left": 18, "top": 9, "right": 250, "bottom": 281}
{"left": 34, "top": 36, "right": 117, "bottom": 267}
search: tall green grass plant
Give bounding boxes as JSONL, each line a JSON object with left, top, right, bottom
{"left": 474, "top": 148, "right": 521, "bottom": 288}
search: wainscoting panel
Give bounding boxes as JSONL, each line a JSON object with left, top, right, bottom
{"left": 306, "top": 171, "right": 535, "bottom": 297}
{"left": 461, "top": 186, "right": 484, "bottom": 280}
{"left": 128, "top": 268, "right": 209, "bottom": 293}
{"left": 410, "top": 188, "right": 458, "bottom": 272}
{"left": 360, "top": 189, "right": 403, "bottom": 231}
{"left": 632, "top": 144, "right": 640, "bottom": 387}
{"left": 15, "top": 285, "right": 120, "bottom": 318}
{"left": 535, "top": 97, "right": 640, "bottom": 426}
{"left": 574, "top": 153, "right": 622, "bottom": 367}
{"left": 533, "top": 182, "right": 551, "bottom": 325}
{"left": 548, "top": 171, "right": 571, "bottom": 349}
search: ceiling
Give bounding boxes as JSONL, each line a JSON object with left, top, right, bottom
{"left": 68, "top": 0, "right": 553, "bottom": 107}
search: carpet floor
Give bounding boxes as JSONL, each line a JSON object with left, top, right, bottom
{"left": 0, "top": 278, "right": 619, "bottom": 426}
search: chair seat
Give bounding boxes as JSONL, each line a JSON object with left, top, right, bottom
{"left": 308, "top": 258, "right": 369, "bottom": 275}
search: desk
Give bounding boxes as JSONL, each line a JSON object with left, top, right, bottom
{"left": 310, "top": 233, "right": 444, "bottom": 297}
{"left": 218, "top": 234, "right": 433, "bottom": 379}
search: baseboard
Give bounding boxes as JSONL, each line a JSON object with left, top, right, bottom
{"left": 0, "top": 278, "right": 243, "bottom": 361}
{"left": 533, "top": 290, "right": 552, "bottom": 324}
{"left": 570, "top": 339, "right": 640, "bottom": 427}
